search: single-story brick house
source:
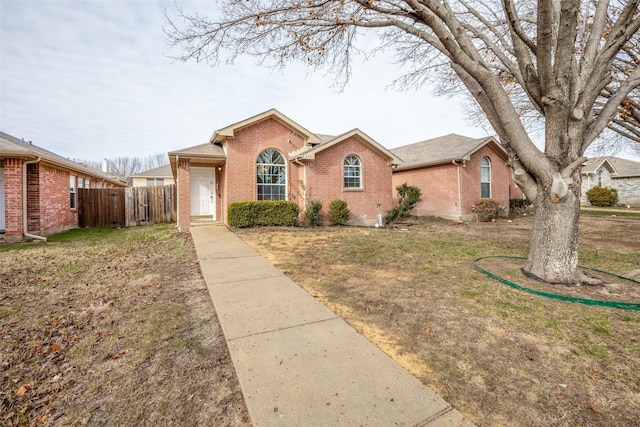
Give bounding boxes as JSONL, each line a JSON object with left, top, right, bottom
{"left": 0, "top": 131, "right": 126, "bottom": 241}
{"left": 581, "top": 156, "right": 640, "bottom": 205}
{"left": 168, "top": 109, "right": 403, "bottom": 230}
{"left": 390, "top": 134, "right": 523, "bottom": 220}
{"left": 129, "top": 164, "right": 174, "bottom": 187}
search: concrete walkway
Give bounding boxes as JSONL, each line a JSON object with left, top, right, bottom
{"left": 191, "top": 224, "right": 474, "bottom": 427}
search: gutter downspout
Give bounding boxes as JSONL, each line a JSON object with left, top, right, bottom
{"left": 293, "top": 158, "right": 307, "bottom": 209}
{"left": 175, "top": 155, "right": 180, "bottom": 229}
{"left": 452, "top": 160, "right": 462, "bottom": 220}
{"left": 23, "top": 157, "right": 47, "bottom": 241}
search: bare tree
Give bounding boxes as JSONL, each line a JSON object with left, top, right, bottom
{"left": 108, "top": 156, "right": 142, "bottom": 182}
{"left": 142, "top": 153, "right": 169, "bottom": 170}
{"left": 166, "top": 0, "right": 640, "bottom": 284}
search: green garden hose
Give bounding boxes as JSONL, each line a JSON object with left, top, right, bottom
{"left": 473, "top": 256, "right": 640, "bottom": 311}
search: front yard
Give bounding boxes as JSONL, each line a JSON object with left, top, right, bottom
{"left": 237, "top": 216, "right": 640, "bottom": 427}
{"left": 1, "top": 225, "right": 249, "bottom": 426}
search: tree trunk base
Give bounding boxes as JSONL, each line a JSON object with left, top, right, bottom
{"left": 521, "top": 267, "right": 605, "bottom": 286}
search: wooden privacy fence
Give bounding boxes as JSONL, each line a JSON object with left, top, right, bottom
{"left": 78, "top": 185, "right": 176, "bottom": 228}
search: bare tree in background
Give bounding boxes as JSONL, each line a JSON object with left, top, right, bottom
{"left": 166, "top": 0, "right": 640, "bottom": 284}
{"left": 142, "top": 153, "right": 169, "bottom": 170}
{"left": 74, "top": 153, "right": 169, "bottom": 181}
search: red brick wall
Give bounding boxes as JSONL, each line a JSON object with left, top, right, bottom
{"left": 32, "top": 164, "right": 78, "bottom": 234}
{"left": 392, "top": 145, "right": 521, "bottom": 219}
{"left": 177, "top": 158, "right": 191, "bottom": 231}
{"left": 305, "top": 136, "right": 393, "bottom": 224}
{"left": 4, "top": 158, "right": 23, "bottom": 239}
{"left": 220, "top": 120, "right": 393, "bottom": 224}
{"left": 224, "top": 117, "right": 306, "bottom": 207}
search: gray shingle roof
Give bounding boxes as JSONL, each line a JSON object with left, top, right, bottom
{"left": 0, "top": 131, "right": 126, "bottom": 186}
{"left": 582, "top": 156, "right": 640, "bottom": 178}
{"left": 168, "top": 142, "right": 226, "bottom": 158}
{"left": 391, "top": 134, "right": 501, "bottom": 171}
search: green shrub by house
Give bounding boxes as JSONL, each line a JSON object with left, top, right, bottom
{"left": 474, "top": 198, "right": 505, "bottom": 221}
{"left": 303, "top": 200, "right": 324, "bottom": 227}
{"left": 385, "top": 183, "right": 422, "bottom": 223}
{"left": 328, "top": 199, "right": 349, "bottom": 225}
{"left": 227, "top": 200, "right": 299, "bottom": 228}
{"left": 586, "top": 186, "right": 619, "bottom": 207}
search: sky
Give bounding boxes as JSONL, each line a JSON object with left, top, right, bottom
{"left": 1, "top": 0, "right": 639, "bottom": 164}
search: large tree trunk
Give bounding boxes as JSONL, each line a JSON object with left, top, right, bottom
{"left": 522, "top": 172, "right": 585, "bottom": 284}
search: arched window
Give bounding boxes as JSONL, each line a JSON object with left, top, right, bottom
{"left": 344, "top": 155, "right": 362, "bottom": 189}
{"left": 480, "top": 157, "right": 491, "bottom": 198}
{"left": 597, "top": 169, "right": 604, "bottom": 187}
{"left": 257, "top": 149, "right": 286, "bottom": 200}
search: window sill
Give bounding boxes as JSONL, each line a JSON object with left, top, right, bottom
{"left": 343, "top": 188, "right": 364, "bottom": 192}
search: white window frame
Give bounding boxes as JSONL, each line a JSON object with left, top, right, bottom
{"left": 343, "top": 155, "right": 362, "bottom": 189}
{"left": 480, "top": 157, "right": 491, "bottom": 198}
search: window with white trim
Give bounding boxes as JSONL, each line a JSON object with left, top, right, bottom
{"left": 480, "top": 157, "right": 491, "bottom": 198}
{"left": 70, "top": 175, "right": 77, "bottom": 208}
{"left": 343, "top": 155, "right": 362, "bottom": 189}
{"left": 257, "top": 149, "right": 287, "bottom": 200}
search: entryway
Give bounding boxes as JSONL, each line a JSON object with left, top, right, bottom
{"left": 190, "top": 167, "right": 216, "bottom": 220}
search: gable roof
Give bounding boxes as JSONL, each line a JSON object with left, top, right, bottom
{"left": 210, "top": 108, "right": 322, "bottom": 145}
{"left": 390, "top": 134, "right": 506, "bottom": 171}
{"left": 168, "top": 141, "right": 226, "bottom": 177}
{"left": 130, "top": 164, "right": 172, "bottom": 178}
{"left": 290, "top": 128, "right": 403, "bottom": 166}
{"left": 581, "top": 156, "right": 640, "bottom": 178}
{"left": 0, "top": 131, "right": 126, "bottom": 186}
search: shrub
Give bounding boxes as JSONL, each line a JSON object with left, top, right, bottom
{"left": 474, "top": 198, "right": 505, "bottom": 221}
{"left": 303, "top": 200, "right": 324, "bottom": 227}
{"left": 328, "top": 199, "right": 349, "bottom": 225}
{"left": 228, "top": 200, "right": 299, "bottom": 228}
{"left": 586, "top": 186, "right": 619, "bottom": 207}
{"left": 384, "top": 183, "right": 422, "bottom": 223}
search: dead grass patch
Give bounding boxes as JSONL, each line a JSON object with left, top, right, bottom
{"left": 236, "top": 216, "right": 640, "bottom": 427}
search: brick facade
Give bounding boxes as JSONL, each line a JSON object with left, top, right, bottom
{"left": 304, "top": 135, "right": 394, "bottom": 224}
{"left": 177, "top": 158, "right": 191, "bottom": 231}
{"left": 392, "top": 144, "right": 522, "bottom": 220}
{"left": 174, "top": 115, "right": 397, "bottom": 227}
{"left": 2, "top": 157, "right": 122, "bottom": 241}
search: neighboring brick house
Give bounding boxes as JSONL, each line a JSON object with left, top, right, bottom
{"left": 391, "top": 134, "right": 522, "bottom": 220}
{"left": 168, "top": 109, "right": 402, "bottom": 230}
{"left": 0, "top": 131, "right": 126, "bottom": 241}
{"left": 581, "top": 156, "right": 640, "bottom": 205}
{"left": 129, "top": 164, "right": 174, "bottom": 187}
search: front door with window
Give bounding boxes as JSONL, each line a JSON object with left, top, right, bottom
{"left": 0, "top": 166, "right": 4, "bottom": 231}
{"left": 190, "top": 168, "right": 216, "bottom": 219}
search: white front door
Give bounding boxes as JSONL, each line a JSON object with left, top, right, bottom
{"left": 0, "top": 166, "right": 4, "bottom": 231}
{"left": 190, "top": 167, "right": 215, "bottom": 219}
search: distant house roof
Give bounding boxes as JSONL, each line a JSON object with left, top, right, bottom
{"left": 582, "top": 156, "right": 640, "bottom": 178}
{"left": 0, "top": 131, "right": 127, "bottom": 186}
{"left": 290, "top": 128, "right": 403, "bottom": 166}
{"left": 130, "top": 164, "right": 173, "bottom": 179}
{"left": 390, "top": 134, "right": 506, "bottom": 171}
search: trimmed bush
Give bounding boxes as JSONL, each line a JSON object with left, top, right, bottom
{"left": 328, "top": 199, "right": 349, "bottom": 225}
{"left": 384, "top": 183, "right": 422, "bottom": 223}
{"left": 474, "top": 198, "right": 505, "bottom": 221}
{"left": 586, "top": 186, "right": 619, "bottom": 207}
{"left": 227, "top": 200, "right": 299, "bottom": 228}
{"left": 303, "top": 200, "right": 324, "bottom": 227}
